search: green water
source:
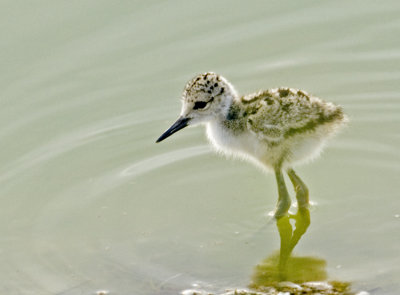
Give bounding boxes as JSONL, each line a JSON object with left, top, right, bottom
{"left": 1, "top": 1, "right": 399, "bottom": 294}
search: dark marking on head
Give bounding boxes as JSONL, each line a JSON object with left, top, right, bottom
{"left": 210, "top": 86, "right": 214, "bottom": 90}
{"left": 193, "top": 101, "right": 208, "bottom": 110}
{"left": 204, "top": 73, "right": 209, "bottom": 79}
{"left": 278, "top": 89, "right": 290, "bottom": 97}
{"left": 219, "top": 88, "right": 224, "bottom": 95}
{"left": 207, "top": 90, "right": 212, "bottom": 94}
{"left": 214, "top": 83, "right": 218, "bottom": 87}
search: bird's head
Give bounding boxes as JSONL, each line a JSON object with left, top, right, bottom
{"left": 156, "top": 72, "right": 237, "bottom": 143}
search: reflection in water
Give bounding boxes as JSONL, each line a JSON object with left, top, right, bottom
{"left": 184, "top": 208, "right": 358, "bottom": 295}
{"left": 249, "top": 208, "right": 355, "bottom": 295}
{"left": 251, "top": 252, "right": 327, "bottom": 288}
{"left": 276, "top": 208, "right": 311, "bottom": 277}
{"left": 252, "top": 208, "right": 323, "bottom": 284}
{"left": 250, "top": 252, "right": 354, "bottom": 294}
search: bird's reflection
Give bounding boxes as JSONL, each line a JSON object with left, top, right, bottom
{"left": 276, "top": 207, "right": 311, "bottom": 277}
{"left": 251, "top": 207, "right": 326, "bottom": 283}
{"left": 250, "top": 207, "right": 353, "bottom": 294}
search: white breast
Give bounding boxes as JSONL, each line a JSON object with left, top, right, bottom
{"left": 206, "top": 121, "right": 268, "bottom": 168}
{"left": 205, "top": 120, "right": 330, "bottom": 171}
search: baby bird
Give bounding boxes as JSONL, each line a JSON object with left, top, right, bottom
{"left": 156, "top": 72, "right": 347, "bottom": 218}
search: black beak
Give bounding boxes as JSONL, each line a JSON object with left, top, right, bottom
{"left": 156, "top": 117, "right": 191, "bottom": 143}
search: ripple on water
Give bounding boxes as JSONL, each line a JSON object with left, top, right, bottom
{"left": 0, "top": 110, "right": 157, "bottom": 185}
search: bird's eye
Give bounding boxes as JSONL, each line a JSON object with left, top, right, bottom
{"left": 193, "top": 101, "right": 208, "bottom": 110}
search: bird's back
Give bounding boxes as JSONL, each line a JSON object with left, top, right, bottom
{"left": 207, "top": 87, "right": 347, "bottom": 170}
{"left": 241, "top": 88, "right": 345, "bottom": 139}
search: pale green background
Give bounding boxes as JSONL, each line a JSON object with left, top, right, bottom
{"left": 0, "top": 1, "right": 399, "bottom": 294}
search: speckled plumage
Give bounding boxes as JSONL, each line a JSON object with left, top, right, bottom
{"left": 157, "top": 72, "right": 347, "bottom": 218}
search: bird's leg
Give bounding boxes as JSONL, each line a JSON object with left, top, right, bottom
{"left": 286, "top": 169, "right": 311, "bottom": 252}
{"left": 274, "top": 169, "right": 291, "bottom": 219}
{"left": 287, "top": 168, "right": 309, "bottom": 209}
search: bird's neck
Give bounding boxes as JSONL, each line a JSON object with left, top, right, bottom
{"left": 225, "top": 99, "right": 241, "bottom": 121}
{"left": 215, "top": 94, "right": 236, "bottom": 121}
{"left": 208, "top": 98, "right": 245, "bottom": 135}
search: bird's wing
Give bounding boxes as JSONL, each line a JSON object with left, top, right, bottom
{"left": 246, "top": 108, "right": 284, "bottom": 141}
{"left": 244, "top": 88, "right": 319, "bottom": 141}
{"left": 249, "top": 122, "right": 284, "bottom": 141}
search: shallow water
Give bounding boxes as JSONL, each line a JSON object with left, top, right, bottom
{"left": 1, "top": 1, "right": 400, "bottom": 294}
